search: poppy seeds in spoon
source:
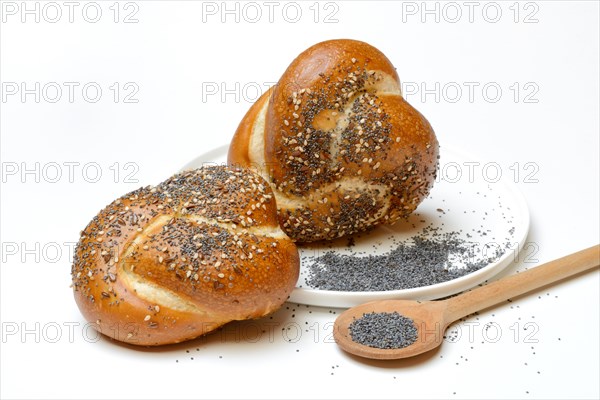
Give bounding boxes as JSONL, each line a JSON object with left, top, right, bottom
{"left": 349, "top": 311, "right": 418, "bottom": 349}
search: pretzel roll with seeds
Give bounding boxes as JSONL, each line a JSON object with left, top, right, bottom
{"left": 71, "top": 166, "right": 299, "bottom": 346}
{"left": 229, "top": 39, "right": 439, "bottom": 242}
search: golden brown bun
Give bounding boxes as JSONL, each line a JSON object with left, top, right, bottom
{"left": 229, "top": 39, "right": 439, "bottom": 242}
{"left": 71, "top": 166, "right": 299, "bottom": 346}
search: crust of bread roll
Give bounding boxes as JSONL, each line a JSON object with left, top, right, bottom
{"left": 229, "top": 39, "right": 439, "bottom": 242}
{"left": 72, "top": 166, "right": 299, "bottom": 346}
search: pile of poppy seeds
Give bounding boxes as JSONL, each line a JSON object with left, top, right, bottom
{"left": 305, "top": 226, "right": 508, "bottom": 291}
{"left": 349, "top": 312, "right": 418, "bottom": 349}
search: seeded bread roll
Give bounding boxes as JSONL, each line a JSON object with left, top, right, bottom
{"left": 71, "top": 166, "right": 299, "bottom": 346}
{"left": 229, "top": 39, "right": 439, "bottom": 242}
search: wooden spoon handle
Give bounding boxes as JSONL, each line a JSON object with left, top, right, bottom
{"left": 445, "top": 244, "right": 600, "bottom": 321}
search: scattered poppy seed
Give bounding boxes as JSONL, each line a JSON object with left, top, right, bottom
{"left": 306, "top": 228, "right": 507, "bottom": 291}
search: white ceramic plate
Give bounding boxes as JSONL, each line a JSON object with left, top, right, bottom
{"left": 182, "top": 145, "right": 530, "bottom": 308}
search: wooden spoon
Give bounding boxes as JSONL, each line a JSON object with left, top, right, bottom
{"left": 334, "top": 244, "right": 599, "bottom": 360}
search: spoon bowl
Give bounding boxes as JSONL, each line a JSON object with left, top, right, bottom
{"left": 334, "top": 245, "right": 599, "bottom": 360}
{"left": 334, "top": 300, "right": 448, "bottom": 360}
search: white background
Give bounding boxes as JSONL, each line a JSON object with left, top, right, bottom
{"left": 1, "top": 1, "right": 599, "bottom": 399}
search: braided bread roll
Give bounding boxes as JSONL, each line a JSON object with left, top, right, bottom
{"left": 71, "top": 166, "right": 299, "bottom": 346}
{"left": 229, "top": 39, "right": 439, "bottom": 242}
